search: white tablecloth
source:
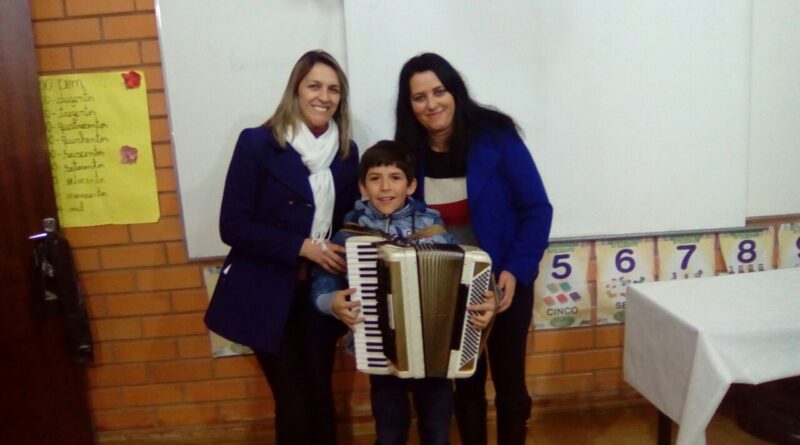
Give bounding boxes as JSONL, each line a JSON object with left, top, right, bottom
{"left": 623, "top": 268, "right": 800, "bottom": 445}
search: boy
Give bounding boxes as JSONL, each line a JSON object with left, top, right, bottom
{"left": 311, "top": 140, "right": 495, "bottom": 445}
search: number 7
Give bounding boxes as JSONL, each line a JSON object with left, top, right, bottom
{"left": 676, "top": 244, "right": 696, "bottom": 270}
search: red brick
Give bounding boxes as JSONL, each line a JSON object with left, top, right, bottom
{"left": 595, "top": 325, "right": 625, "bottom": 347}
{"left": 152, "top": 143, "right": 173, "bottom": 168}
{"left": 73, "top": 42, "right": 140, "bottom": 69}
{"left": 136, "top": 266, "right": 201, "bottom": 291}
{"left": 525, "top": 353, "right": 562, "bottom": 375}
{"left": 91, "top": 341, "right": 116, "bottom": 365}
{"left": 142, "top": 313, "right": 206, "bottom": 337}
{"left": 246, "top": 377, "right": 272, "bottom": 398}
{"left": 177, "top": 335, "right": 212, "bottom": 358}
{"left": 88, "top": 387, "right": 123, "bottom": 410}
{"left": 65, "top": 0, "right": 135, "bottom": 16}
{"left": 141, "top": 39, "right": 161, "bottom": 64}
{"left": 33, "top": 18, "right": 101, "bottom": 45}
{"left": 533, "top": 373, "right": 594, "bottom": 396}
{"left": 185, "top": 379, "right": 248, "bottom": 402}
{"left": 92, "top": 317, "right": 143, "bottom": 341}
{"left": 72, "top": 247, "right": 101, "bottom": 271}
{"left": 100, "top": 243, "right": 166, "bottom": 269}
{"left": 87, "top": 363, "right": 148, "bottom": 387}
{"left": 171, "top": 289, "right": 209, "bottom": 312}
{"left": 31, "top": 0, "right": 65, "bottom": 19}
{"left": 150, "top": 117, "right": 170, "bottom": 143}
{"left": 213, "top": 356, "right": 262, "bottom": 378}
{"left": 64, "top": 225, "right": 129, "bottom": 247}
{"left": 81, "top": 270, "right": 137, "bottom": 295}
{"left": 136, "top": 0, "right": 155, "bottom": 11}
{"left": 165, "top": 242, "right": 188, "bottom": 264}
{"left": 102, "top": 14, "right": 157, "bottom": 40}
{"left": 594, "top": 370, "right": 625, "bottom": 392}
{"left": 85, "top": 295, "right": 107, "bottom": 318}
{"left": 333, "top": 369, "right": 371, "bottom": 391}
{"left": 219, "top": 400, "right": 274, "bottom": 422}
{"left": 122, "top": 383, "right": 184, "bottom": 406}
{"left": 112, "top": 338, "right": 178, "bottom": 362}
{"left": 130, "top": 218, "right": 183, "bottom": 242}
{"left": 36, "top": 47, "right": 72, "bottom": 72}
{"left": 141, "top": 66, "right": 163, "bottom": 90}
{"left": 105, "top": 291, "right": 171, "bottom": 317}
{"left": 150, "top": 359, "right": 213, "bottom": 383}
{"left": 158, "top": 193, "right": 181, "bottom": 217}
{"left": 156, "top": 168, "right": 177, "bottom": 192}
{"left": 156, "top": 403, "right": 217, "bottom": 426}
{"left": 93, "top": 408, "right": 156, "bottom": 431}
{"left": 563, "top": 348, "right": 622, "bottom": 372}
{"left": 531, "top": 328, "right": 594, "bottom": 353}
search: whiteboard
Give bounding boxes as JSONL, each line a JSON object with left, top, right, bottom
{"left": 156, "top": 0, "right": 347, "bottom": 258}
{"left": 156, "top": 0, "right": 799, "bottom": 259}
{"left": 747, "top": 0, "right": 800, "bottom": 217}
{"left": 344, "top": 0, "right": 750, "bottom": 240}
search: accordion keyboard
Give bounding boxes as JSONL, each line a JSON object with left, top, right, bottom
{"left": 346, "top": 236, "right": 389, "bottom": 373}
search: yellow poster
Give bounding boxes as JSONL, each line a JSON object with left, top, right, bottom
{"left": 533, "top": 242, "right": 592, "bottom": 330}
{"left": 778, "top": 223, "right": 800, "bottom": 269}
{"left": 657, "top": 233, "right": 716, "bottom": 280}
{"left": 203, "top": 266, "right": 253, "bottom": 358}
{"left": 39, "top": 71, "right": 159, "bottom": 227}
{"left": 718, "top": 228, "right": 775, "bottom": 274}
{"left": 595, "top": 238, "right": 655, "bottom": 325}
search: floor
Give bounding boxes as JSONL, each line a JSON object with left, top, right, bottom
{"left": 156, "top": 399, "right": 774, "bottom": 445}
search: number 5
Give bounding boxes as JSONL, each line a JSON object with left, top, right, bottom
{"left": 551, "top": 254, "right": 572, "bottom": 279}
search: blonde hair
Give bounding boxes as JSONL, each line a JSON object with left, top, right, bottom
{"left": 266, "top": 50, "right": 352, "bottom": 158}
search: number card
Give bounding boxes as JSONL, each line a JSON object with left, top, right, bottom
{"left": 778, "top": 223, "right": 800, "bottom": 268}
{"left": 718, "top": 228, "right": 775, "bottom": 274}
{"left": 203, "top": 266, "right": 253, "bottom": 357}
{"left": 596, "top": 238, "right": 655, "bottom": 325}
{"left": 533, "top": 242, "right": 591, "bottom": 330}
{"left": 657, "top": 234, "right": 716, "bottom": 280}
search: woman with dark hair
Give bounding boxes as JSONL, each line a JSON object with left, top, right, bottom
{"left": 395, "top": 52, "right": 552, "bottom": 445}
{"left": 205, "top": 50, "right": 359, "bottom": 445}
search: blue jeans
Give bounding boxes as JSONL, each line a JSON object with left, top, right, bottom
{"left": 370, "top": 374, "right": 453, "bottom": 445}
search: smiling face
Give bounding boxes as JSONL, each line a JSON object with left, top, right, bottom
{"left": 359, "top": 164, "right": 417, "bottom": 216}
{"left": 409, "top": 70, "right": 455, "bottom": 140}
{"left": 297, "top": 63, "right": 341, "bottom": 133}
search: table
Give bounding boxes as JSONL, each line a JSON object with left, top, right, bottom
{"left": 623, "top": 268, "right": 800, "bottom": 445}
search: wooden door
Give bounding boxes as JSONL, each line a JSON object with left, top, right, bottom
{"left": 0, "top": 2, "right": 95, "bottom": 444}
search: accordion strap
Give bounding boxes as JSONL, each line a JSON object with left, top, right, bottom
{"left": 340, "top": 222, "right": 447, "bottom": 245}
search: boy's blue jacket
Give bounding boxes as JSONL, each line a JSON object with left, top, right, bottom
{"left": 311, "top": 197, "right": 456, "bottom": 315}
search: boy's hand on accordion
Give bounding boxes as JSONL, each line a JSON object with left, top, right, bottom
{"left": 332, "top": 288, "right": 363, "bottom": 331}
{"left": 468, "top": 290, "right": 497, "bottom": 330}
{"left": 300, "top": 239, "right": 347, "bottom": 274}
{"left": 496, "top": 271, "right": 517, "bottom": 313}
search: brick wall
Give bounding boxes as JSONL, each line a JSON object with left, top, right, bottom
{"left": 28, "top": 1, "right": 800, "bottom": 442}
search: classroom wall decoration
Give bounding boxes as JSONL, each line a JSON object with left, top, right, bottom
{"left": 657, "top": 234, "right": 716, "bottom": 281}
{"left": 778, "top": 223, "right": 800, "bottom": 268}
{"left": 202, "top": 266, "right": 253, "bottom": 357}
{"left": 595, "top": 238, "right": 655, "bottom": 325}
{"left": 533, "top": 242, "right": 592, "bottom": 330}
{"left": 39, "top": 71, "right": 159, "bottom": 227}
{"left": 718, "top": 228, "right": 775, "bottom": 274}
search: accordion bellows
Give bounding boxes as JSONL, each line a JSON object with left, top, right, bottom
{"left": 346, "top": 236, "right": 493, "bottom": 379}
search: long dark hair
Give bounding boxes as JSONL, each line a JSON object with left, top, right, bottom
{"left": 394, "top": 52, "right": 516, "bottom": 171}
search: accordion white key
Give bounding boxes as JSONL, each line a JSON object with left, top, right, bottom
{"left": 346, "top": 235, "right": 493, "bottom": 379}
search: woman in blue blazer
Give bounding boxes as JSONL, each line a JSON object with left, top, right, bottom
{"left": 395, "top": 53, "right": 553, "bottom": 445}
{"left": 205, "top": 50, "right": 359, "bottom": 445}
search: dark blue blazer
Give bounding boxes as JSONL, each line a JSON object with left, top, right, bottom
{"left": 204, "top": 125, "right": 359, "bottom": 353}
{"left": 414, "top": 125, "right": 552, "bottom": 287}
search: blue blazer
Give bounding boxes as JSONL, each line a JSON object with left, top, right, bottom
{"left": 204, "top": 126, "right": 359, "bottom": 353}
{"left": 414, "top": 125, "right": 552, "bottom": 287}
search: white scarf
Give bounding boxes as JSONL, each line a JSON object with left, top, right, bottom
{"left": 287, "top": 121, "right": 339, "bottom": 244}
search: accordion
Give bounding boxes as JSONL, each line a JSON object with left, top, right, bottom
{"left": 346, "top": 236, "right": 493, "bottom": 379}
